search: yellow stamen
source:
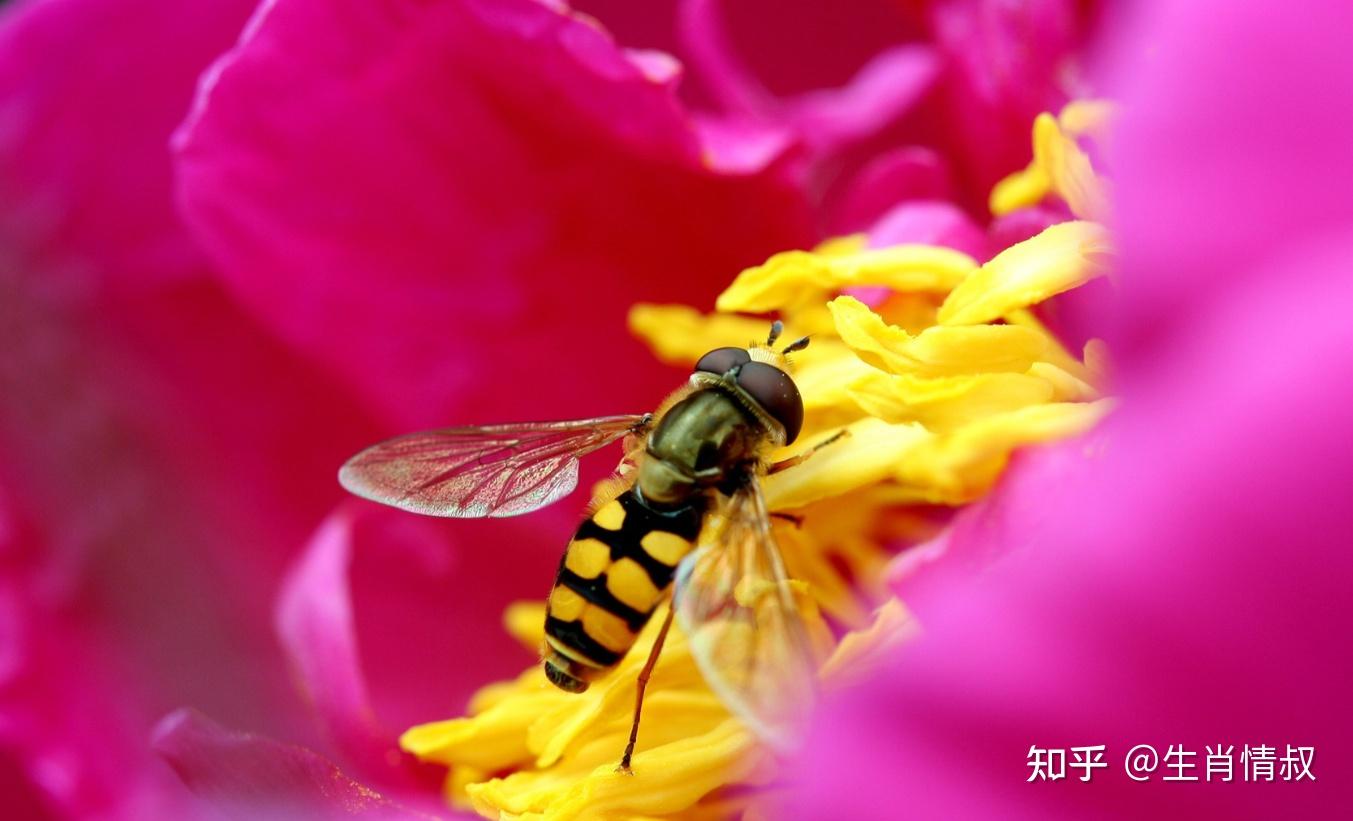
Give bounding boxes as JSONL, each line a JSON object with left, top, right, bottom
{"left": 938, "top": 221, "right": 1112, "bottom": 326}
{"left": 989, "top": 100, "right": 1116, "bottom": 220}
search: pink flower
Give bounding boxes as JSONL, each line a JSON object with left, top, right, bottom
{"left": 791, "top": 0, "right": 1353, "bottom": 816}
{"left": 0, "top": 0, "right": 1105, "bottom": 815}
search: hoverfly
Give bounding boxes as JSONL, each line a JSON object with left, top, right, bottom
{"left": 339, "top": 322, "right": 840, "bottom": 772}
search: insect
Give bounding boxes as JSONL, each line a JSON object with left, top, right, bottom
{"left": 338, "top": 322, "right": 840, "bottom": 772}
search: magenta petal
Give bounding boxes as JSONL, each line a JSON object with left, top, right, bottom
{"left": 676, "top": 0, "right": 927, "bottom": 109}
{"left": 1108, "top": 1, "right": 1353, "bottom": 363}
{"left": 675, "top": 0, "right": 774, "bottom": 114}
{"left": 987, "top": 204, "right": 1072, "bottom": 256}
{"left": 0, "top": 483, "right": 193, "bottom": 818}
{"left": 678, "top": 0, "right": 938, "bottom": 153}
{"left": 927, "top": 0, "right": 1080, "bottom": 196}
{"left": 828, "top": 147, "right": 953, "bottom": 233}
{"left": 174, "top": 0, "right": 812, "bottom": 430}
{"left": 866, "top": 200, "right": 987, "bottom": 259}
{"left": 276, "top": 503, "right": 546, "bottom": 791}
{"left": 692, "top": 115, "right": 800, "bottom": 175}
{"left": 153, "top": 709, "right": 437, "bottom": 819}
{"left": 0, "top": 585, "right": 190, "bottom": 819}
{"left": 0, "top": 0, "right": 254, "bottom": 291}
{"left": 276, "top": 510, "right": 402, "bottom": 784}
{"left": 782, "top": 45, "right": 939, "bottom": 153}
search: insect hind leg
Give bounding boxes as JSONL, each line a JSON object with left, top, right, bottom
{"left": 617, "top": 603, "right": 676, "bottom": 774}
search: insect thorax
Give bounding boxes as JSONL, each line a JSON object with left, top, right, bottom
{"left": 637, "top": 387, "right": 768, "bottom": 507}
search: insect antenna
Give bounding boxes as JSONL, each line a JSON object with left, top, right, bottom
{"left": 782, "top": 335, "right": 811, "bottom": 354}
{"left": 766, "top": 320, "right": 784, "bottom": 347}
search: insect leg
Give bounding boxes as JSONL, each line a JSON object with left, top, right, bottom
{"left": 617, "top": 603, "right": 676, "bottom": 774}
{"left": 767, "top": 429, "right": 850, "bottom": 475}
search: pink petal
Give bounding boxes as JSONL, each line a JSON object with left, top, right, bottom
{"left": 276, "top": 507, "right": 445, "bottom": 790}
{"left": 674, "top": 0, "right": 773, "bottom": 114}
{"left": 153, "top": 709, "right": 440, "bottom": 819}
{"left": 987, "top": 204, "right": 1073, "bottom": 257}
{"left": 927, "top": 0, "right": 1083, "bottom": 200}
{"left": 827, "top": 146, "right": 954, "bottom": 234}
{"left": 866, "top": 200, "right": 988, "bottom": 260}
{"left": 675, "top": 0, "right": 927, "bottom": 112}
{"left": 0, "top": 0, "right": 255, "bottom": 292}
{"left": 0, "top": 482, "right": 194, "bottom": 818}
{"left": 174, "top": 0, "right": 814, "bottom": 430}
{"left": 276, "top": 496, "right": 578, "bottom": 768}
{"left": 677, "top": 0, "right": 939, "bottom": 163}
{"left": 276, "top": 510, "right": 395, "bottom": 783}
{"left": 1107, "top": 1, "right": 1353, "bottom": 364}
{"left": 347, "top": 502, "right": 583, "bottom": 739}
{"left": 692, "top": 115, "right": 801, "bottom": 175}
{"left": 782, "top": 45, "right": 940, "bottom": 153}
{"left": 0, "top": 0, "right": 387, "bottom": 808}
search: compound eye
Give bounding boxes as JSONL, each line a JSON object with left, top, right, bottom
{"left": 694, "top": 346, "right": 751, "bottom": 376}
{"left": 735, "top": 361, "right": 803, "bottom": 444}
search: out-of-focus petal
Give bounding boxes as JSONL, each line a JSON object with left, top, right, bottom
{"left": 0, "top": 0, "right": 255, "bottom": 292}
{"left": 830, "top": 147, "right": 954, "bottom": 234}
{"left": 0, "top": 479, "right": 194, "bottom": 818}
{"left": 691, "top": 116, "right": 799, "bottom": 174}
{"left": 675, "top": 0, "right": 925, "bottom": 115}
{"left": 276, "top": 509, "right": 444, "bottom": 790}
{"left": 152, "top": 709, "right": 436, "bottom": 819}
{"left": 866, "top": 200, "right": 988, "bottom": 260}
{"left": 675, "top": 0, "right": 772, "bottom": 114}
{"left": 780, "top": 45, "right": 940, "bottom": 153}
{"left": 1108, "top": 0, "right": 1353, "bottom": 359}
{"left": 987, "top": 204, "right": 1073, "bottom": 254}
{"left": 927, "top": 0, "right": 1083, "bottom": 199}
{"left": 174, "top": 0, "right": 813, "bottom": 430}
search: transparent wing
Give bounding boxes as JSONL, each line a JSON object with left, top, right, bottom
{"left": 338, "top": 415, "right": 648, "bottom": 518}
{"left": 674, "top": 475, "right": 819, "bottom": 750}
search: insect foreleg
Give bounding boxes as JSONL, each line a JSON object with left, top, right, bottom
{"left": 617, "top": 602, "right": 677, "bottom": 775}
{"left": 767, "top": 429, "right": 849, "bottom": 475}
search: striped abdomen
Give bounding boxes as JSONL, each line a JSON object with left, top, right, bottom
{"left": 542, "top": 489, "right": 702, "bottom": 692}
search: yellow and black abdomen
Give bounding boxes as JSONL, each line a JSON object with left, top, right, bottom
{"left": 542, "top": 490, "right": 703, "bottom": 692}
